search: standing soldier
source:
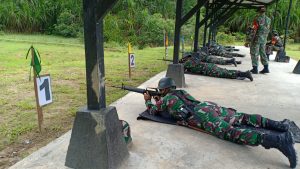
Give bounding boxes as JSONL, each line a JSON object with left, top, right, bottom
{"left": 250, "top": 6, "right": 271, "bottom": 74}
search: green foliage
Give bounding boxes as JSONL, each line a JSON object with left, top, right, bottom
{"left": 53, "top": 10, "right": 80, "bottom": 37}
{"left": 216, "top": 32, "right": 236, "bottom": 43}
{"left": 227, "top": 0, "right": 300, "bottom": 40}
{"left": 0, "top": 0, "right": 299, "bottom": 45}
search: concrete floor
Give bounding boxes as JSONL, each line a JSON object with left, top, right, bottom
{"left": 10, "top": 47, "right": 300, "bottom": 169}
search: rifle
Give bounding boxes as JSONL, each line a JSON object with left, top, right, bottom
{"left": 112, "top": 84, "right": 162, "bottom": 97}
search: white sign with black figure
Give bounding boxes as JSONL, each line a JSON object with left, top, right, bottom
{"left": 129, "top": 53, "right": 135, "bottom": 68}
{"left": 36, "top": 75, "right": 52, "bottom": 106}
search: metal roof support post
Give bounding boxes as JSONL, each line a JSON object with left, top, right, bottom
{"left": 167, "top": 0, "right": 186, "bottom": 88}
{"left": 208, "top": 1, "right": 215, "bottom": 45}
{"left": 283, "top": 0, "right": 293, "bottom": 51}
{"left": 198, "top": 0, "right": 228, "bottom": 29}
{"left": 202, "top": 3, "right": 209, "bottom": 47}
{"left": 214, "top": 7, "right": 239, "bottom": 28}
{"left": 66, "top": 1, "right": 129, "bottom": 168}
{"left": 193, "top": 0, "right": 202, "bottom": 52}
{"left": 96, "top": 21, "right": 106, "bottom": 109}
{"left": 208, "top": 4, "right": 214, "bottom": 45}
{"left": 173, "top": 0, "right": 183, "bottom": 64}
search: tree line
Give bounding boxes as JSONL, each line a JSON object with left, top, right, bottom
{"left": 0, "top": 0, "right": 299, "bottom": 47}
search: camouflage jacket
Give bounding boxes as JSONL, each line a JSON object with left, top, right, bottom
{"left": 254, "top": 14, "right": 271, "bottom": 43}
{"left": 145, "top": 90, "right": 200, "bottom": 120}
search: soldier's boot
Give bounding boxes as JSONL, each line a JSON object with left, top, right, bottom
{"left": 259, "top": 65, "right": 270, "bottom": 74}
{"left": 250, "top": 66, "right": 258, "bottom": 74}
{"left": 260, "top": 131, "right": 297, "bottom": 168}
{"left": 265, "top": 119, "right": 290, "bottom": 132}
{"left": 237, "top": 71, "right": 253, "bottom": 81}
{"left": 226, "top": 58, "right": 237, "bottom": 67}
{"left": 236, "top": 60, "right": 242, "bottom": 64}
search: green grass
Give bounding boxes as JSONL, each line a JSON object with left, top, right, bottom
{"left": 285, "top": 43, "right": 300, "bottom": 60}
{"left": 0, "top": 33, "right": 171, "bottom": 151}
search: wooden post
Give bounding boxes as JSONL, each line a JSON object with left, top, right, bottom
{"left": 31, "top": 48, "right": 43, "bottom": 132}
{"left": 128, "top": 43, "right": 132, "bottom": 79}
{"left": 164, "top": 30, "right": 168, "bottom": 60}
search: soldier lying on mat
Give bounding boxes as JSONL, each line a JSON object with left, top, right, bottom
{"left": 143, "top": 77, "right": 297, "bottom": 168}
{"left": 179, "top": 55, "right": 253, "bottom": 81}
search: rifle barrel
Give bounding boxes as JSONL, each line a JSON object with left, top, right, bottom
{"left": 122, "top": 85, "right": 146, "bottom": 94}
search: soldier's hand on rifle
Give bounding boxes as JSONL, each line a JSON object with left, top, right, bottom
{"left": 153, "top": 96, "right": 161, "bottom": 102}
{"left": 144, "top": 92, "right": 151, "bottom": 101}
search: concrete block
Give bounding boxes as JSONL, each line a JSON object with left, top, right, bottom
{"left": 65, "top": 106, "right": 128, "bottom": 169}
{"left": 166, "top": 64, "right": 185, "bottom": 88}
{"left": 293, "top": 60, "right": 300, "bottom": 74}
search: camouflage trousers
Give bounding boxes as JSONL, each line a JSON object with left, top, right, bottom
{"left": 200, "top": 55, "right": 228, "bottom": 65}
{"left": 184, "top": 61, "right": 237, "bottom": 79}
{"left": 187, "top": 101, "right": 267, "bottom": 145}
{"left": 250, "top": 41, "right": 268, "bottom": 66}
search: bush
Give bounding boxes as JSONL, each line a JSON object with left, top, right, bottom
{"left": 137, "top": 13, "right": 174, "bottom": 49}
{"left": 233, "top": 32, "right": 246, "bottom": 41}
{"left": 217, "top": 32, "right": 236, "bottom": 43}
{"left": 53, "top": 10, "right": 80, "bottom": 37}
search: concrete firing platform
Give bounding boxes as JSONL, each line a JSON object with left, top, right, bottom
{"left": 10, "top": 46, "right": 300, "bottom": 169}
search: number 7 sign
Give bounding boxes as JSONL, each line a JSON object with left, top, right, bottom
{"left": 36, "top": 75, "right": 53, "bottom": 106}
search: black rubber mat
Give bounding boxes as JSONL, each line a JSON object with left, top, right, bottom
{"left": 137, "top": 110, "right": 300, "bottom": 143}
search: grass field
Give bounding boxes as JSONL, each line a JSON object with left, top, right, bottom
{"left": 285, "top": 43, "right": 300, "bottom": 60}
{"left": 0, "top": 33, "right": 172, "bottom": 168}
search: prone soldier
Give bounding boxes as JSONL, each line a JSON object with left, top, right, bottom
{"left": 179, "top": 55, "right": 253, "bottom": 81}
{"left": 144, "top": 77, "right": 297, "bottom": 168}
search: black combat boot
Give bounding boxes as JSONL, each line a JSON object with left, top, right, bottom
{"left": 237, "top": 71, "right": 253, "bottom": 81}
{"left": 250, "top": 66, "right": 258, "bottom": 74}
{"left": 260, "top": 132, "right": 297, "bottom": 168}
{"left": 226, "top": 58, "right": 237, "bottom": 67}
{"left": 265, "top": 119, "right": 290, "bottom": 132}
{"left": 259, "top": 65, "right": 270, "bottom": 74}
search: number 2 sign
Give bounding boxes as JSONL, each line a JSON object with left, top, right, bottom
{"left": 129, "top": 53, "right": 135, "bottom": 68}
{"left": 36, "top": 75, "right": 53, "bottom": 106}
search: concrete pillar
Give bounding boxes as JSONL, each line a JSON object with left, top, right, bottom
{"left": 293, "top": 60, "right": 300, "bottom": 74}
{"left": 65, "top": 106, "right": 129, "bottom": 169}
{"left": 166, "top": 64, "right": 185, "bottom": 88}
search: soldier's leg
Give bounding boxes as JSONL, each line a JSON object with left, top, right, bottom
{"left": 195, "top": 106, "right": 262, "bottom": 145}
{"left": 201, "top": 63, "right": 238, "bottom": 79}
{"left": 259, "top": 43, "right": 269, "bottom": 66}
{"left": 191, "top": 103, "right": 297, "bottom": 168}
{"left": 251, "top": 43, "right": 259, "bottom": 67}
{"left": 205, "top": 55, "right": 236, "bottom": 66}
{"left": 214, "top": 106, "right": 289, "bottom": 132}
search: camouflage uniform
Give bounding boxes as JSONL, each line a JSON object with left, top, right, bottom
{"left": 251, "top": 14, "right": 271, "bottom": 66}
{"left": 183, "top": 58, "right": 238, "bottom": 79}
{"left": 272, "top": 35, "right": 283, "bottom": 51}
{"left": 146, "top": 90, "right": 266, "bottom": 145}
{"left": 186, "top": 51, "right": 231, "bottom": 65}
{"left": 209, "top": 44, "right": 245, "bottom": 58}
